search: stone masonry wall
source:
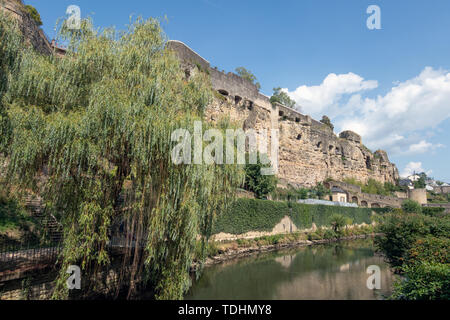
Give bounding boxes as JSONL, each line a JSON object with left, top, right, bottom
{"left": 0, "top": 0, "right": 52, "bottom": 56}
{"left": 168, "top": 40, "right": 399, "bottom": 188}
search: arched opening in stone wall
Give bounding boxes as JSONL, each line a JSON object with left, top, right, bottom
{"left": 361, "top": 201, "right": 368, "bottom": 207}
{"left": 235, "top": 96, "right": 242, "bottom": 104}
{"left": 218, "top": 89, "right": 229, "bottom": 96}
{"left": 335, "top": 147, "right": 341, "bottom": 155}
{"left": 296, "top": 134, "right": 302, "bottom": 140}
{"left": 366, "top": 156, "right": 372, "bottom": 170}
{"left": 324, "top": 182, "right": 331, "bottom": 189}
{"left": 247, "top": 100, "right": 254, "bottom": 111}
{"left": 184, "top": 69, "right": 191, "bottom": 80}
{"left": 295, "top": 117, "right": 300, "bottom": 123}
{"left": 352, "top": 196, "right": 358, "bottom": 204}
{"left": 317, "top": 141, "right": 322, "bottom": 149}
{"left": 372, "top": 203, "right": 380, "bottom": 208}
{"left": 279, "top": 111, "right": 284, "bottom": 117}
{"left": 329, "top": 145, "right": 334, "bottom": 152}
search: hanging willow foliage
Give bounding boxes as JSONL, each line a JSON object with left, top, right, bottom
{"left": 1, "top": 15, "right": 244, "bottom": 299}
{"left": 0, "top": 12, "right": 23, "bottom": 153}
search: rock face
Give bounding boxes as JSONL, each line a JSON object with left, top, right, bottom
{"left": 168, "top": 40, "right": 399, "bottom": 188}
{"left": 0, "top": 0, "right": 52, "bottom": 55}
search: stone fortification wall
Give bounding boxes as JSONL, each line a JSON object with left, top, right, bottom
{"left": 152, "top": 41, "right": 401, "bottom": 188}
{"left": 0, "top": 0, "right": 52, "bottom": 55}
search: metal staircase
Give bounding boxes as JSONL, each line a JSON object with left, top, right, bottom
{"left": 25, "top": 196, "right": 63, "bottom": 243}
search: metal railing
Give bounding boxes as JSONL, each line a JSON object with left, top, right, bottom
{"left": 0, "top": 240, "right": 62, "bottom": 273}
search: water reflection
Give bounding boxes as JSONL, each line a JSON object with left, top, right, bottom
{"left": 185, "top": 239, "right": 394, "bottom": 300}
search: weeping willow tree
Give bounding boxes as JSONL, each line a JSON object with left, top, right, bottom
{"left": 0, "top": 13, "right": 244, "bottom": 299}
{"left": 0, "top": 12, "right": 23, "bottom": 153}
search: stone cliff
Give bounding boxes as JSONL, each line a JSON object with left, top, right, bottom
{"left": 0, "top": 0, "right": 52, "bottom": 55}
{"left": 167, "top": 40, "right": 400, "bottom": 188}
{"left": 0, "top": 3, "right": 400, "bottom": 189}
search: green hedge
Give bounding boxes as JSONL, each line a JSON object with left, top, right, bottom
{"left": 212, "top": 199, "right": 290, "bottom": 235}
{"left": 422, "top": 207, "right": 446, "bottom": 216}
{"left": 371, "top": 207, "right": 395, "bottom": 215}
{"left": 212, "top": 199, "right": 373, "bottom": 235}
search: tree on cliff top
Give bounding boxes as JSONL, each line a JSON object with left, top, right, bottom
{"left": 270, "top": 87, "right": 296, "bottom": 109}
{"left": 25, "top": 4, "right": 42, "bottom": 26}
{"left": 235, "top": 66, "right": 261, "bottom": 90}
{"left": 1, "top": 16, "right": 244, "bottom": 300}
{"left": 320, "top": 115, "right": 334, "bottom": 131}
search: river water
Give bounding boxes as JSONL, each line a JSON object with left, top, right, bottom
{"left": 186, "top": 239, "right": 395, "bottom": 300}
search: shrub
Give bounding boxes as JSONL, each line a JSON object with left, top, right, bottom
{"left": 25, "top": 5, "right": 43, "bottom": 26}
{"left": 243, "top": 154, "right": 277, "bottom": 199}
{"left": 390, "top": 262, "right": 450, "bottom": 300}
{"left": 401, "top": 200, "right": 422, "bottom": 214}
{"left": 422, "top": 207, "right": 446, "bottom": 217}
{"left": 375, "top": 212, "right": 450, "bottom": 268}
{"left": 323, "top": 229, "right": 337, "bottom": 239}
{"left": 407, "top": 236, "right": 450, "bottom": 265}
{"left": 320, "top": 115, "right": 334, "bottom": 131}
{"left": 330, "top": 214, "right": 348, "bottom": 234}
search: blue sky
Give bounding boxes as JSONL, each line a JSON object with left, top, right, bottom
{"left": 27, "top": 0, "right": 450, "bottom": 182}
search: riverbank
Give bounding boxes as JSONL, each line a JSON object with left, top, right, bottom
{"left": 192, "top": 226, "right": 380, "bottom": 271}
{"left": 186, "top": 236, "right": 393, "bottom": 300}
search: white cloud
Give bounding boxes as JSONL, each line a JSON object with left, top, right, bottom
{"left": 401, "top": 162, "right": 433, "bottom": 178}
{"left": 286, "top": 67, "right": 450, "bottom": 156}
{"left": 407, "top": 140, "right": 444, "bottom": 154}
{"left": 285, "top": 72, "right": 378, "bottom": 117}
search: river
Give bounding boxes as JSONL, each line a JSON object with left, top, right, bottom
{"left": 185, "top": 239, "right": 395, "bottom": 300}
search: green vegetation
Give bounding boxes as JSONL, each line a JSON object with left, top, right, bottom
{"left": 270, "top": 87, "right": 296, "bottom": 108}
{"left": 212, "top": 199, "right": 290, "bottom": 235}
{"left": 320, "top": 115, "right": 334, "bottom": 131}
{"left": 370, "top": 207, "right": 395, "bottom": 215}
{"left": 413, "top": 173, "right": 427, "bottom": 189}
{"left": 271, "top": 183, "right": 331, "bottom": 202}
{"left": 422, "top": 207, "right": 446, "bottom": 216}
{"left": 330, "top": 214, "right": 351, "bottom": 235}
{"left": 0, "top": 14, "right": 244, "bottom": 300}
{"left": 343, "top": 177, "right": 406, "bottom": 196}
{"left": 235, "top": 67, "right": 261, "bottom": 90}
{"left": 195, "top": 224, "right": 376, "bottom": 260}
{"left": 307, "top": 224, "right": 375, "bottom": 241}
{"left": 427, "top": 191, "right": 450, "bottom": 204}
{"left": 375, "top": 210, "right": 450, "bottom": 300}
{"left": 0, "top": 191, "right": 39, "bottom": 243}
{"left": 271, "top": 187, "right": 308, "bottom": 202}
{"left": 212, "top": 198, "right": 373, "bottom": 235}
{"left": 25, "top": 5, "right": 43, "bottom": 26}
{"left": 401, "top": 199, "right": 423, "bottom": 214}
{"left": 243, "top": 154, "right": 277, "bottom": 199}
